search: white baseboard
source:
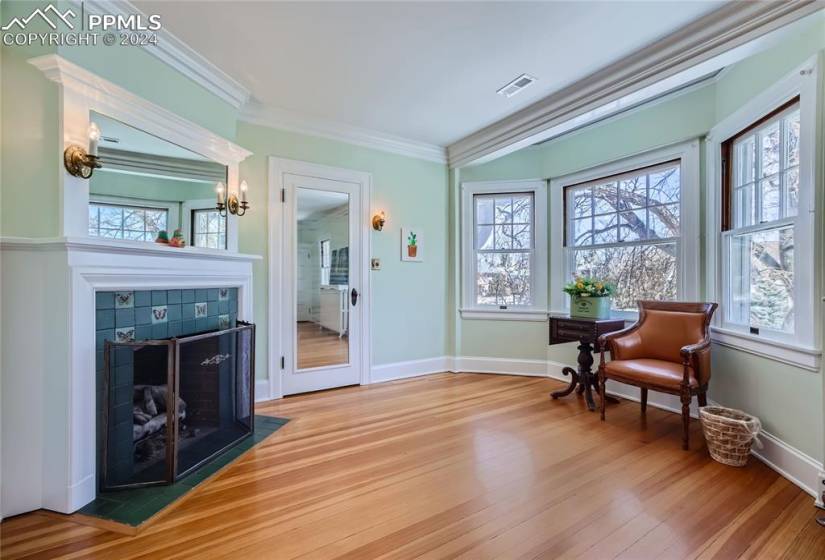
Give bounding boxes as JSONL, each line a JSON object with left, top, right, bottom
{"left": 454, "top": 356, "right": 549, "bottom": 376}
{"left": 371, "top": 356, "right": 453, "bottom": 383}
{"left": 751, "top": 430, "right": 824, "bottom": 505}
{"left": 255, "top": 379, "right": 272, "bottom": 403}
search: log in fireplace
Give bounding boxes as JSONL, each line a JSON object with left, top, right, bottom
{"left": 101, "top": 322, "right": 255, "bottom": 490}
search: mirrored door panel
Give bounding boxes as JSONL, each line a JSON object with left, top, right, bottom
{"left": 296, "top": 187, "right": 350, "bottom": 370}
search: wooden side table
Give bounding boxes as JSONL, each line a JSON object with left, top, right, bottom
{"left": 548, "top": 314, "right": 625, "bottom": 411}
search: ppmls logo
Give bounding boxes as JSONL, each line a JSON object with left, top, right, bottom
{"left": 1, "top": 4, "right": 76, "bottom": 31}
{"left": 2, "top": 3, "right": 161, "bottom": 47}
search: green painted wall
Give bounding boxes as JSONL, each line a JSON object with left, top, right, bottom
{"left": 237, "top": 122, "right": 450, "bottom": 375}
{"left": 455, "top": 19, "right": 825, "bottom": 461}
{"left": 0, "top": 2, "right": 60, "bottom": 237}
{"left": 0, "top": 0, "right": 239, "bottom": 237}
{"left": 1, "top": 1, "right": 451, "bottom": 385}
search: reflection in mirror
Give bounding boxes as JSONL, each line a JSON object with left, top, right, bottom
{"left": 87, "top": 112, "right": 229, "bottom": 249}
{"left": 296, "top": 188, "right": 350, "bottom": 370}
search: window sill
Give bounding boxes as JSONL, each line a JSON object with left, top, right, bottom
{"left": 710, "top": 326, "right": 821, "bottom": 372}
{"left": 460, "top": 309, "right": 548, "bottom": 322}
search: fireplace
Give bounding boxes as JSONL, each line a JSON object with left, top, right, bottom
{"left": 101, "top": 322, "right": 255, "bottom": 490}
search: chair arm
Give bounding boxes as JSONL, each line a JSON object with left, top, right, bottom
{"left": 680, "top": 338, "right": 711, "bottom": 361}
{"left": 597, "top": 322, "right": 642, "bottom": 364}
{"left": 680, "top": 338, "right": 712, "bottom": 385}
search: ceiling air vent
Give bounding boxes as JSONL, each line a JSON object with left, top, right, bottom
{"left": 497, "top": 74, "right": 537, "bottom": 98}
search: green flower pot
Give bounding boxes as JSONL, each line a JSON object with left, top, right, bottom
{"left": 570, "top": 295, "right": 611, "bottom": 319}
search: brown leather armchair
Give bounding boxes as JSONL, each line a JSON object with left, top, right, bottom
{"left": 597, "top": 301, "right": 717, "bottom": 450}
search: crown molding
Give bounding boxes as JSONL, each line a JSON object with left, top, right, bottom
{"left": 240, "top": 102, "right": 447, "bottom": 164}
{"left": 447, "top": 0, "right": 824, "bottom": 168}
{"left": 29, "top": 53, "right": 252, "bottom": 165}
{"left": 78, "top": 0, "right": 250, "bottom": 109}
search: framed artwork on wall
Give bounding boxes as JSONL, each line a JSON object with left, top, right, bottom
{"left": 401, "top": 227, "right": 422, "bottom": 262}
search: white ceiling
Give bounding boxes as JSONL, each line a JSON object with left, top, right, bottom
{"left": 297, "top": 188, "right": 348, "bottom": 221}
{"left": 134, "top": 1, "right": 726, "bottom": 147}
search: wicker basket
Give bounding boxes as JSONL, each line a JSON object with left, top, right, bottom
{"left": 699, "top": 406, "right": 762, "bottom": 467}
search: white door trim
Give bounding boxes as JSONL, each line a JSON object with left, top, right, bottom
{"left": 267, "top": 158, "right": 373, "bottom": 399}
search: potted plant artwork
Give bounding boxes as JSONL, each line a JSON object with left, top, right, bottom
{"left": 407, "top": 231, "right": 417, "bottom": 258}
{"left": 563, "top": 276, "right": 615, "bottom": 319}
{"left": 401, "top": 227, "right": 422, "bottom": 262}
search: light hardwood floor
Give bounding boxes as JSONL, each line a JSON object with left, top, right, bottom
{"left": 2, "top": 373, "right": 824, "bottom": 559}
{"left": 297, "top": 321, "right": 349, "bottom": 369}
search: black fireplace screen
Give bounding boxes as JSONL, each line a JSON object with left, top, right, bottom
{"left": 102, "top": 322, "right": 255, "bottom": 490}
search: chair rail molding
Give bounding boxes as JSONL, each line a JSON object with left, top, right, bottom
{"left": 76, "top": 0, "right": 251, "bottom": 109}
{"left": 27, "top": 54, "right": 252, "bottom": 250}
{"left": 447, "top": 1, "right": 824, "bottom": 168}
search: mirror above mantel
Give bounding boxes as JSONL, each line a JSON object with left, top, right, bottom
{"left": 88, "top": 113, "right": 230, "bottom": 250}
{"left": 29, "top": 53, "right": 253, "bottom": 254}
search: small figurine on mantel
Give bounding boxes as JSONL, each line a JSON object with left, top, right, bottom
{"left": 155, "top": 230, "right": 169, "bottom": 244}
{"left": 169, "top": 228, "right": 186, "bottom": 248}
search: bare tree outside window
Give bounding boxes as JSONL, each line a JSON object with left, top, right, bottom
{"left": 192, "top": 209, "right": 227, "bottom": 249}
{"left": 724, "top": 104, "right": 799, "bottom": 334}
{"left": 474, "top": 193, "right": 534, "bottom": 306}
{"left": 88, "top": 202, "right": 167, "bottom": 242}
{"left": 566, "top": 163, "right": 681, "bottom": 311}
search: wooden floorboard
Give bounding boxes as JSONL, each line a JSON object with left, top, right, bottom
{"left": 297, "top": 321, "right": 349, "bottom": 370}
{"left": 2, "top": 373, "right": 823, "bottom": 559}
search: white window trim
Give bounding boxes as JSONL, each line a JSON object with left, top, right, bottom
{"left": 89, "top": 195, "right": 180, "bottom": 234}
{"left": 181, "top": 198, "right": 225, "bottom": 247}
{"left": 550, "top": 139, "right": 701, "bottom": 319}
{"left": 705, "top": 54, "right": 821, "bottom": 370}
{"left": 460, "top": 180, "right": 548, "bottom": 320}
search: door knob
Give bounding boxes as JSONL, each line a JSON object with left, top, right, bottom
{"left": 351, "top": 288, "right": 359, "bottom": 306}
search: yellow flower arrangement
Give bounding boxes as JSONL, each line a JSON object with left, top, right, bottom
{"left": 563, "top": 276, "right": 614, "bottom": 297}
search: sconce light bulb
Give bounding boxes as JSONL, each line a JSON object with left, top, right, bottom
{"left": 216, "top": 182, "right": 226, "bottom": 204}
{"left": 239, "top": 180, "right": 248, "bottom": 203}
{"left": 88, "top": 122, "right": 101, "bottom": 156}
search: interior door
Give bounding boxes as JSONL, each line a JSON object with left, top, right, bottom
{"left": 282, "top": 173, "right": 361, "bottom": 395}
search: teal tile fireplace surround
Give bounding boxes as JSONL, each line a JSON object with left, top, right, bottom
{"left": 94, "top": 287, "right": 240, "bottom": 491}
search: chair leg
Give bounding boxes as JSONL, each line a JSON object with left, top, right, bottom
{"left": 599, "top": 372, "right": 606, "bottom": 421}
{"left": 640, "top": 388, "right": 648, "bottom": 414}
{"left": 681, "top": 392, "right": 691, "bottom": 450}
{"left": 698, "top": 391, "right": 707, "bottom": 407}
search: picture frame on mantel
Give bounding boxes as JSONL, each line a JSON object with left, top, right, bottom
{"left": 401, "top": 227, "right": 422, "bottom": 262}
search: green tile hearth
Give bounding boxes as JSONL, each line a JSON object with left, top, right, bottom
{"left": 79, "top": 415, "right": 289, "bottom": 527}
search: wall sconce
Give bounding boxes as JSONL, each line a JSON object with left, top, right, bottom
{"left": 372, "top": 211, "right": 386, "bottom": 231}
{"left": 216, "top": 180, "right": 250, "bottom": 217}
{"left": 64, "top": 123, "right": 103, "bottom": 178}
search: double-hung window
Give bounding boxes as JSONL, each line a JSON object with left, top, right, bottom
{"left": 564, "top": 162, "right": 682, "bottom": 313}
{"left": 721, "top": 99, "right": 802, "bottom": 340}
{"left": 461, "top": 181, "right": 547, "bottom": 318}
{"left": 708, "top": 59, "right": 820, "bottom": 367}
{"left": 551, "top": 141, "right": 699, "bottom": 318}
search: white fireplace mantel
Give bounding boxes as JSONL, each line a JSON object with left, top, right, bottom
{"left": 0, "top": 237, "right": 260, "bottom": 517}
